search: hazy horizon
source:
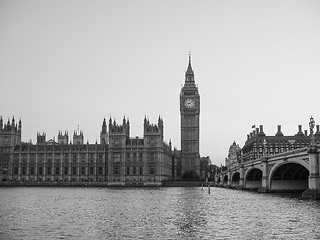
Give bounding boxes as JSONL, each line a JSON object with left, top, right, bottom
{"left": 1, "top": 0, "right": 320, "bottom": 165}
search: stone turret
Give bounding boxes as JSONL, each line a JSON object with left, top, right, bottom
{"left": 143, "top": 116, "right": 164, "bottom": 145}
{"left": 37, "top": 132, "right": 46, "bottom": 144}
{"left": 73, "top": 130, "right": 84, "bottom": 144}
{"left": 58, "top": 131, "right": 69, "bottom": 144}
{"left": 0, "top": 116, "right": 22, "bottom": 147}
{"left": 108, "top": 116, "right": 130, "bottom": 147}
{"left": 100, "top": 118, "right": 108, "bottom": 144}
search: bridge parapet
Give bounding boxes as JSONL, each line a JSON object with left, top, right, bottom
{"left": 241, "top": 147, "right": 308, "bottom": 165}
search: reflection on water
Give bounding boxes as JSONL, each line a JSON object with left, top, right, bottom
{"left": 0, "top": 187, "right": 319, "bottom": 240}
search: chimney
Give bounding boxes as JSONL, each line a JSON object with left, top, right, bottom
{"left": 276, "top": 125, "right": 283, "bottom": 136}
{"left": 277, "top": 125, "right": 281, "bottom": 133}
{"left": 298, "top": 125, "right": 302, "bottom": 133}
{"left": 304, "top": 130, "right": 308, "bottom": 136}
{"left": 258, "top": 125, "right": 265, "bottom": 136}
{"left": 316, "top": 125, "right": 320, "bottom": 134}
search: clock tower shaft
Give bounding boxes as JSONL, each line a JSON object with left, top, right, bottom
{"left": 180, "top": 55, "right": 200, "bottom": 176}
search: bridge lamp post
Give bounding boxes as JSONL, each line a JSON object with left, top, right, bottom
{"left": 259, "top": 138, "right": 269, "bottom": 193}
{"left": 309, "top": 116, "right": 316, "bottom": 146}
{"left": 263, "top": 138, "right": 267, "bottom": 157}
{"left": 211, "top": 168, "right": 214, "bottom": 182}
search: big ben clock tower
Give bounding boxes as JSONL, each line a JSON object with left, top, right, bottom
{"left": 180, "top": 55, "right": 200, "bottom": 176}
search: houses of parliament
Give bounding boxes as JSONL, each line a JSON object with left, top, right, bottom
{"left": 0, "top": 57, "right": 201, "bottom": 185}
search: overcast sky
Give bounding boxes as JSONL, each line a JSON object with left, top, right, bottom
{"left": 1, "top": 0, "right": 320, "bottom": 165}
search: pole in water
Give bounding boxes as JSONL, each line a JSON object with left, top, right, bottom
{"left": 201, "top": 184, "right": 203, "bottom": 190}
{"left": 208, "top": 185, "right": 210, "bottom": 194}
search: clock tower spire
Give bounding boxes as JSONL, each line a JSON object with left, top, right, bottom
{"left": 180, "top": 54, "right": 200, "bottom": 178}
{"left": 186, "top": 53, "right": 194, "bottom": 81}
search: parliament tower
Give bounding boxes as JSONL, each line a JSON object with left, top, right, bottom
{"left": 180, "top": 55, "right": 200, "bottom": 176}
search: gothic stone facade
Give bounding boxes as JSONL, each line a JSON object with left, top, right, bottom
{"left": 0, "top": 116, "right": 176, "bottom": 185}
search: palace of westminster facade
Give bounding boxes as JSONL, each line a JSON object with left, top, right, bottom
{"left": 0, "top": 57, "right": 201, "bottom": 185}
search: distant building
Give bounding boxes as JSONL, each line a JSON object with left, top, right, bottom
{"left": 200, "top": 156, "right": 211, "bottom": 180}
{"left": 241, "top": 125, "right": 320, "bottom": 162}
{"left": 225, "top": 141, "right": 241, "bottom": 169}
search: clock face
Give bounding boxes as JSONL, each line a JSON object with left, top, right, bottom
{"left": 184, "top": 98, "right": 195, "bottom": 109}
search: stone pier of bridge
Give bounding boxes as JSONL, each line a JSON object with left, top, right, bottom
{"left": 302, "top": 146, "right": 320, "bottom": 199}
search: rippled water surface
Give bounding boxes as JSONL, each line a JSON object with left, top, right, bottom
{"left": 0, "top": 187, "right": 320, "bottom": 239}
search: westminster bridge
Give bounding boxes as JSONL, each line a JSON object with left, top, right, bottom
{"left": 214, "top": 145, "right": 320, "bottom": 200}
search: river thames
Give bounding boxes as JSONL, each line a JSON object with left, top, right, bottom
{"left": 0, "top": 187, "right": 319, "bottom": 240}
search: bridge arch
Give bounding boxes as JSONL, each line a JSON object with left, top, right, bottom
{"left": 244, "top": 167, "right": 262, "bottom": 189}
{"left": 217, "top": 176, "right": 221, "bottom": 185}
{"left": 223, "top": 175, "right": 228, "bottom": 186}
{"left": 269, "top": 160, "right": 309, "bottom": 191}
{"left": 231, "top": 172, "right": 240, "bottom": 187}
